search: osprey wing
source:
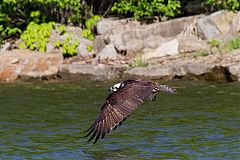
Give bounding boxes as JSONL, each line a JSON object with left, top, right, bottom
{"left": 84, "top": 81, "right": 154, "bottom": 143}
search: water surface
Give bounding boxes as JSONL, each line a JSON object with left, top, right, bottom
{"left": 0, "top": 80, "right": 239, "bottom": 159}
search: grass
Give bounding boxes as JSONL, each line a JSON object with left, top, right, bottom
{"left": 223, "top": 36, "right": 240, "bottom": 52}
{"left": 130, "top": 57, "right": 148, "bottom": 67}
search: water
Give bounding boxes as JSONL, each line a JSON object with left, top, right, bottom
{"left": 0, "top": 80, "right": 239, "bottom": 159}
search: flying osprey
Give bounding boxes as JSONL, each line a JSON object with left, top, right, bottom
{"left": 84, "top": 78, "right": 177, "bottom": 143}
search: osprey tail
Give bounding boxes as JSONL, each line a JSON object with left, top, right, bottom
{"left": 155, "top": 84, "right": 177, "bottom": 94}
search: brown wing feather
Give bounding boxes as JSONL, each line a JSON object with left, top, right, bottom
{"left": 84, "top": 80, "right": 154, "bottom": 143}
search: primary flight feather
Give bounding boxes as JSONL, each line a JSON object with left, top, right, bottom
{"left": 84, "top": 78, "right": 177, "bottom": 144}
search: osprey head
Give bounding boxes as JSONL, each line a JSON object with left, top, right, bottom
{"left": 109, "top": 82, "right": 124, "bottom": 92}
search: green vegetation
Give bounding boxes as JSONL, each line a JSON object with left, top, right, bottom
{"left": 82, "top": 15, "right": 101, "bottom": 41}
{"left": 209, "top": 39, "right": 221, "bottom": 48}
{"left": 54, "top": 36, "right": 80, "bottom": 57}
{"left": 131, "top": 57, "right": 148, "bottom": 67}
{"left": 87, "top": 44, "right": 93, "bottom": 52}
{"left": 204, "top": 0, "right": 239, "bottom": 11}
{"left": 223, "top": 36, "right": 240, "bottom": 52}
{"left": 19, "top": 22, "right": 55, "bottom": 52}
{"left": 194, "top": 50, "right": 209, "bottom": 57}
{"left": 112, "top": 0, "right": 181, "bottom": 19}
{"left": 0, "top": 0, "right": 81, "bottom": 46}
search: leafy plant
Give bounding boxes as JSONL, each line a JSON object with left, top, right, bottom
{"left": 222, "top": 36, "right": 240, "bottom": 52}
{"left": 82, "top": 29, "right": 94, "bottom": 41}
{"left": 54, "top": 35, "right": 79, "bottom": 57}
{"left": 82, "top": 15, "right": 101, "bottom": 41}
{"left": 0, "top": 0, "right": 81, "bottom": 43}
{"left": 19, "top": 21, "right": 55, "bottom": 52}
{"left": 87, "top": 44, "right": 93, "bottom": 52}
{"left": 112, "top": 0, "right": 181, "bottom": 19}
{"left": 203, "top": 0, "right": 240, "bottom": 11}
{"left": 56, "top": 25, "right": 66, "bottom": 35}
{"left": 209, "top": 39, "right": 221, "bottom": 48}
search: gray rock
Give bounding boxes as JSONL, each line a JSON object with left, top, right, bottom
{"left": 94, "top": 15, "right": 201, "bottom": 54}
{"left": 66, "top": 26, "right": 82, "bottom": 38}
{"left": 196, "top": 10, "right": 238, "bottom": 39}
{"left": 124, "top": 63, "right": 216, "bottom": 80}
{"left": 77, "top": 38, "right": 94, "bottom": 56}
{"left": 177, "top": 35, "right": 209, "bottom": 53}
{"left": 96, "top": 18, "right": 123, "bottom": 35}
{"left": 196, "top": 16, "right": 220, "bottom": 39}
{"left": 93, "top": 35, "right": 107, "bottom": 53}
{"left": 144, "top": 35, "right": 165, "bottom": 49}
{"left": 0, "top": 42, "right": 11, "bottom": 53}
{"left": 125, "top": 39, "right": 144, "bottom": 53}
{"left": 228, "top": 64, "right": 240, "bottom": 81}
{"left": 59, "top": 63, "right": 119, "bottom": 81}
{"left": 46, "top": 29, "right": 60, "bottom": 53}
{"left": 96, "top": 44, "right": 118, "bottom": 60}
{"left": 142, "top": 39, "right": 179, "bottom": 60}
{"left": 231, "top": 12, "right": 240, "bottom": 33}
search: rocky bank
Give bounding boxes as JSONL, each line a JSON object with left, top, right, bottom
{"left": 0, "top": 10, "right": 240, "bottom": 82}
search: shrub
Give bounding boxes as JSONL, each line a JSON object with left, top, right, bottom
{"left": 54, "top": 35, "right": 80, "bottom": 57}
{"left": 223, "top": 36, "right": 240, "bottom": 52}
{"left": 82, "top": 15, "right": 101, "bottom": 41}
{"left": 0, "top": 0, "right": 81, "bottom": 43}
{"left": 112, "top": 0, "right": 181, "bottom": 19}
{"left": 19, "top": 22, "right": 55, "bottom": 52}
{"left": 131, "top": 57, "right": 148, "bottom": 67}
{"left": 203, "top": 0, "right": 240, "bottom": 11}
{"left": 209, "top": 39, "right": 221, "bottom": 48}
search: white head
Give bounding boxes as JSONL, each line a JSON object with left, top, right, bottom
{"left": 109, "top": 82, "right": 124, "bottom": 92}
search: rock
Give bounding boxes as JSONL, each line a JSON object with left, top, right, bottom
{"left": 77, "top": 38, "right": 94, "bottom": 56}
{"left": 93, "top": 35, "right": 107, "bottom": 53}
{"left": 196, "top": 16, "right": 220, "bottom": 40}
{"left": 96, "top": 44, "right": 118, "bottom": 60}
{"left": 46, "top": 29, "right": 60, "bottom": 53}
{"left": 144, "top": 35, "right": 165, "bottom": 49}
{"left": 66, "top": 26, "right": 82, "bottom": 38}
{"left": 177, "top": 35, "right": 209, "bottom": 53}
{"left": 96, "top": 18, "right": 123, "bottom": 35}
{"left": 125, "top": 39, "right": 144, "bottom": 53}
{"left": 228, "top": 64, "right": 240, "bottom": 81}
{"left": 59, "top": 63, "right": 119, "bottom": 81}
{"left": 94, "top": 15, "right": 201, "bottom": 53}
{"left": 231, "top": 12, "right": 240, "bottom": 33}
{"left": 0, "top": 42, "right": 11, "bottom": 53}
{"left": 0, "top": 49, "right": 63, "bottom": 82}
{"left": 124, "top": 65, "right": 175, "bottom": 80}
{"left": 142, "top": 39, "right": 179, "bottom": 60}
{"left": 196, "top": 10, "right": 238, "bottom": 39}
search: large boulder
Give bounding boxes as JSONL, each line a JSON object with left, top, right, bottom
{"left": 76, "top": 38, "right": 94, "bottom": 57}
{"left": 59, "top": 63, "right": 120, "bottom": 81}
{"left": 228, "top": 64, "right": 240, "bottom": 81}
{"left": 0, "top": 49, "right": 63, "bottom": 82}
{"left": 142, "top": 39, "right": 179, "bottom": 60}
{"left": 196, "top": 10, "right": 238, "bottom": 40}
{"left": 231, "top": 12, "right": 240, "bottom": 33}
{"left": 177, "top": 35, "right": 209, "bottom": 53}
{"left": 93, "top": 15, "right": 202, "bottom": 53}
{"left": 96, "top": 43, "right": 118, "bottom": 60}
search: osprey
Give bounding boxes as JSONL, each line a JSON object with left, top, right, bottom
{"left": 84, "top": 78, "right": 177, "bottom": 143}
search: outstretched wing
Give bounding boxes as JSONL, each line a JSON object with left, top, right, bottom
{"left": 84, "top": 80, "right": 154, "bottom": 143}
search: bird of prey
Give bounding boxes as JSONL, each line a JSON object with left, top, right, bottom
{"left": 84, "top": 78, "right": 177, "bottom": 143}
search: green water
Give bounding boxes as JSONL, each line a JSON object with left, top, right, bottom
{"left": 0, "top": 80, "right": 239, "bottom": 159}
